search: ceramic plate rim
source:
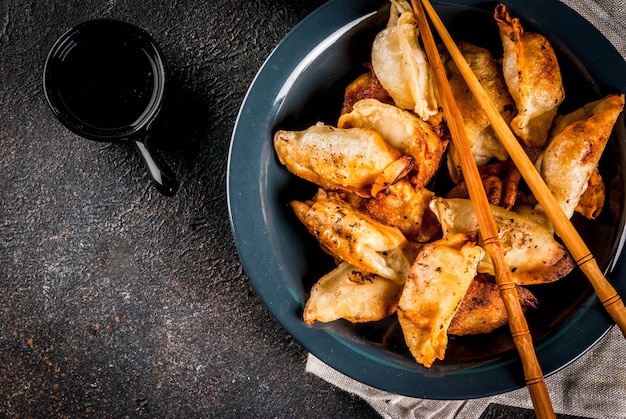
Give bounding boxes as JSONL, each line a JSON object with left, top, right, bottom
{"left": 227, "top": 0, "right": 626, "bottom": 399}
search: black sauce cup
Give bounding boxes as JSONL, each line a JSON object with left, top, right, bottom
{"left": 43, "top": 18, "right": 177, "bottom": 196}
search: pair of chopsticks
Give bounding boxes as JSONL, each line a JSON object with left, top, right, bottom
{"left": 408, "top": 1, "right": 553, "bottom": 416}
{"left": 411, "top": 0, "right": 626, "bottom": 417}
{"left": 412, "top": 0, "right": 626, "bottom": 336}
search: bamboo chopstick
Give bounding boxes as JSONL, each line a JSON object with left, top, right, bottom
{"left": 410, "top": 0, "right": 555, "bottom": 417}
{"left": 416, "top": 0, "right": 626, "bottom": 339}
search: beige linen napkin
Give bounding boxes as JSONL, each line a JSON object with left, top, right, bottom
{"left": 306, "top": 0, "right": 626, "bottom": 417}
{"left": 561, "top": 0, "right": 626, "bottom": 58}
{"left": 307, "top": 327, "right": 626, "bottom": 418}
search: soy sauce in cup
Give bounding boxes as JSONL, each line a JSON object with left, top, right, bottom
{"left": 44, "top": 19, "right": 177, "bottom": 196}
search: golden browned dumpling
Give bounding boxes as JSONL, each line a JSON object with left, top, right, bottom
{"left": 536, "top": 93, "right": 624, "bottom": 219}
{"left": 446, "top": 160, "right": 521, "bottom": 211}
{"left": 303, "top": 262, "right": 403, "bottom": 324}
{"left": 444, "top": 41, "right": 516, "bottom": 182}
{"left": 338, "top": 98, "right": 447, "bottom": 189}
{"left": 448, "top": 277, "right": 539, "bottom": 336}
{"left": 340, "top": 69, "right": 394, "bottom": 116}
{"left": 363, "top": 179, "right": 436, "bottom": 242}
{"left": 371, "top": 0, "right": 438, "bottom": 120}
{"left": 398, "top": 232, "right": 484, "bottom": 367}
{"left": 495, "top": 4, "right": 564, "bottom": 148}
{"left": 291, "top": 189, "right": 411, "bottom": 283}
{"left": 575, "top": 168, "right": 605, "bottom": 220}
{"left": 274, "top": 123, "right": 404, "bottom": 197}
{"left": 429, "top": 197, "right": 575, "bottom": 285}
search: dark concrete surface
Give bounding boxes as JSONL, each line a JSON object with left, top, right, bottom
{"left": 0, "top": 1, "right": 581, "bottom": 417}
{"left": 0, "top": 0, "right": 382, "bottom": 417}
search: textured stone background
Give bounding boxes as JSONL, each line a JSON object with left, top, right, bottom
{"left": 1, "top": 0, "right": 613, "bottom": 417}
{"left": 0, "top": 0, "right": 381, "bottom": 416}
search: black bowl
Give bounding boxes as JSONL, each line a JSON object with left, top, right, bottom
{"left": 228, "top": 0, "right": 626, "bottom": 398}
{"left": 43, "top": 19, "right": 167, "bottom": 141}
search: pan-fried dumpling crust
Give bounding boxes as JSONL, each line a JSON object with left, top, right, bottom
{"left": 338, "top": 98, "right": 447, "bottom": 189}
{"left": 398, "top": 232, "right": 484, "bottom": 367}
{"left": 430, "top": 197, "right": 575, "bottom": 285}
{"left": 575, "top": 168, "right": 605, "bottom": 220}
{"left": 341, "top": 69, "right": 395, "bottom": 116}
{"left": 495, "top": 4, "right": 564, "bottom": 148}
{"left": 448, "top": 277, "right": 539, "bottom": 336}
{"left": 536, "top": 94, "right": 624, "bottom": 219}
{"left": 303, "top": 262, "right": 403, "bottom": 324}
{"left": 444, "top": 41, "right": 515, "bottom": 182}
{"left": 371, "top": 155, "right": 416, "bottom": 197}
{"left": 371, "top": 0, "right": 438, "bottom": 120}
{"left": 274, "top": 123, "right": 403, "bottom": 197}
{"left": 362, "top": 179, "right": 436, "bottom": 242}
{"left": 447, "top": 160, "right": 521, "bottom": 211}
{"left": 291, "top": 190, "right": 410, "bottom": 282}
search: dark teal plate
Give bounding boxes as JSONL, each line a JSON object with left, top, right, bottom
{"left": 228, "top": 0, "right": 626, "bottom": 398}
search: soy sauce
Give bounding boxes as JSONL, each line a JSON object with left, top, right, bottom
{"left": 43, "top": 19, "right": 177, "bottom": 196}
{"left": 44, "top": 19, "right": 164, "bottom": 138}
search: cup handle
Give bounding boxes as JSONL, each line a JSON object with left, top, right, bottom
{"left": 133, "top": 133, "right": 178, "bottom": 196}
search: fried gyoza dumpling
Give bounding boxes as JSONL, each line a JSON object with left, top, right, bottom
{"left": 291, "top": 189, "right": 411, "bottom": 283}
{"left": 274, "top": 123, "right": 408, "bottom": 197}
{"left": 398, "top": 232, "right": 484, "bottom": 367}
{"left": 495, "top": 4, "right": 564, "bottom": 148}
{"left": 536, "top": 93, "right": 624, "bottom": 219}
{"left": 444, "top": 41, "right": 515, "bottom": 182}
{"left": 575, "top": 168, "right": 605, "bottom": 220}
{"left": 371, "top": 0, "right": 438, "bottom": 120}
{"left": 341, "top": 69, "right": 395, "bottom": 115}
{"left": 338, "top": 99, "right": 447, "bottom": 189}
{"left": 448, "top": 276, "right": 539, "bottom": 336}
{"left": 430, "top": 197, "right": 575, "bottom": 285}
{"left": 447, "top": 160, "right": 521, "bottom": 211}
{"left": 303, "top": 262, "right": 403, "bottom": 324}
{"left": 362, "top": 179, "right": 436, "bottom": 242}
